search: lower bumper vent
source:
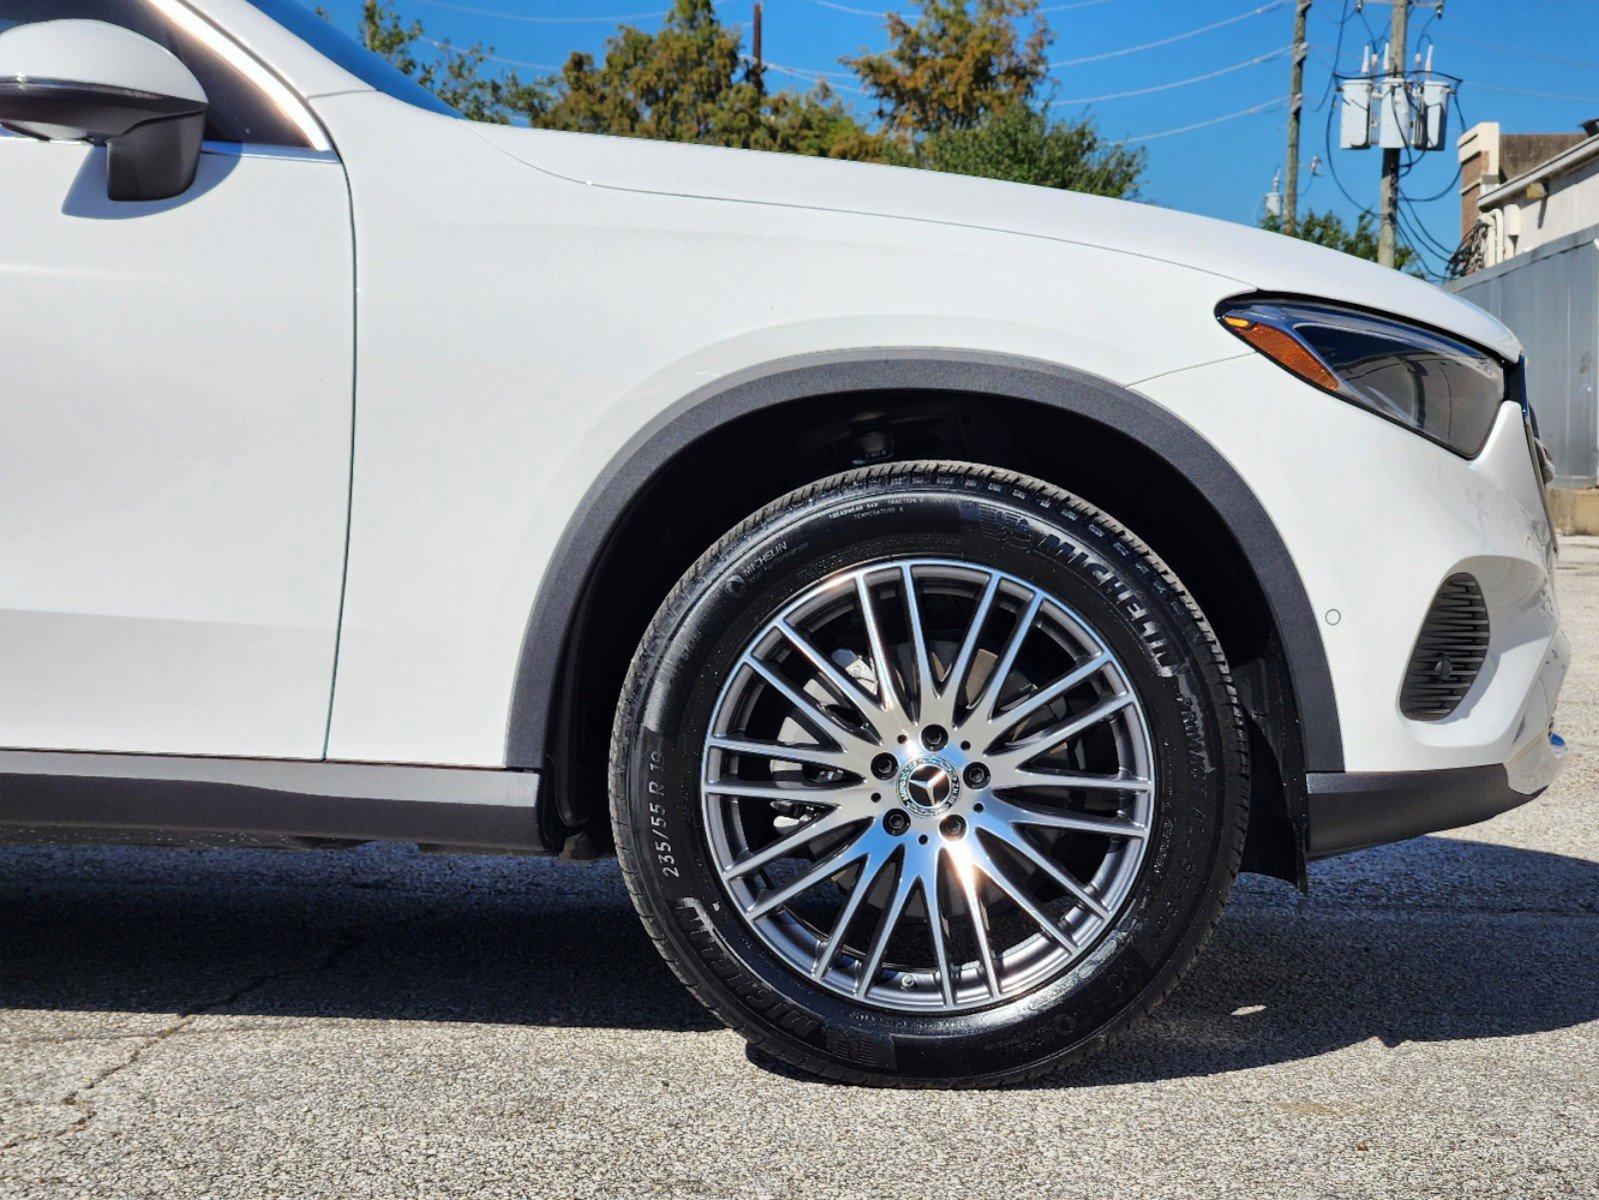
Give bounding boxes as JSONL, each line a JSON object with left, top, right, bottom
{"left": 1400, "top": 573, "right": 1489, "bottom": 721}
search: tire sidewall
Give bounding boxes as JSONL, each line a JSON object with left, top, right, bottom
{"left": 615, "top": 466, "right": 1242, "bottom": 1082}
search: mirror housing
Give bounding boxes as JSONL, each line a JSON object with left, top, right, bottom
{"left": 0, "top": 20, "right": 208, "bottom": 202}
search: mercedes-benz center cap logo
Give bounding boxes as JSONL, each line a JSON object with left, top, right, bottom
{"left": 897, "top": 756, "right": 960, "bottom": 815}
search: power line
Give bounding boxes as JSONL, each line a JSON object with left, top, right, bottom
{"left": 762, "top": 60, "right": 866, "bottom": 92}
{"left": 1038, "top": 0, "right": 1122, "bottom": 11}
{"left": 411, "top": 0, "right": 732, "bottom": 23}
{"left": 1399, "top": 194, "right": 1454, "bottom": 255}
{"left": 795, "top": 0, "right": 1129, "bottom": 16}
{"left": 1401, "top": 159, "right": 1461, "bottom": 204}
{"left": 1351, "top": 0, "right": 1383, "bottom": 51}
{"left": 1322, "top": 89, "right": 1375, "bottom": 216}
{"left": 1469, "top": 81, "right": 1599, "bottom": 105}
{"left": 1397, "top": 91, "right": 1467, "bottom": 204}
{"left": 410, "top": 0, "right": 1285, "bottom": 111}
{"left": 1050, "top": 45, "right": 1290, "bottom": 105}
{"left": 1123, "top": 96, "right": 1283, "bottom": 144}
{"left": 421, "top": 37, "right": 561, "bottom": 70}
{"left": 1052, "top": 0, "right": 1288, "bottom": 69}
{"left": 419, "top": 36, "right": 867, "bottom": 95}
{"left": 795, "top": 0, "right": 891, "bottom": 16}
{"left": 1396, "top": 226, "right": 1444, "bottom": 281}
{"left": 1410, "top": 3, "right": 1441, "bottom": 57}
{"left": 1310, "top": 0, "right": 1353, "bottom": 112}
{"left": 1396, "top": 203, "right": 1451, "bottom": 280}
{"left": 1432, "top": 32, "right": 1599, "bottom": 72}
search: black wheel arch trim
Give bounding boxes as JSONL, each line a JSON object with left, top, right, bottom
{"left": 504, "top": 348, "right": 1345, "bottom": 774}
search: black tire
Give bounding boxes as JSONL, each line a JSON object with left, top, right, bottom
{"left": 610, "top": 461, "right": 1248, "bottom": 1087}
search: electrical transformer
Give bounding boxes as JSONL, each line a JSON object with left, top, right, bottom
{"left": 1339, "top": 67, "right": 1453, "bottom": 152}
{"left": 1414, "top": 78, "right": 1453, "bottom": 151}
{"left": 1340, "top": 77, "right": 1374, "bottom": 150}
{"left": 1378, "top": 77, "right": 1413, "bottom": 150}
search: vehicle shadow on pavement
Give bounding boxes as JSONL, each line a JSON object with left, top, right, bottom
{"left": 0, "top": 842, "right": 722, "bottom": 1033}
{"left": 1058, "top": 834, "right": 1599, "bottom": 1088}
{"left": 2, "top": 835, "right": 1596, "bottom": 1076}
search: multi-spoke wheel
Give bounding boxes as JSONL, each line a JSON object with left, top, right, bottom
{"left": 703, "top": 560, "right": 1154, "bottom": 1012}
{"left": 612, "top": 463, "right": 1248, "bottom": 1087}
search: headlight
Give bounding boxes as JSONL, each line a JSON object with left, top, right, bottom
{"left": 1218, "top": 298, "right": 1506, "bottom": 457}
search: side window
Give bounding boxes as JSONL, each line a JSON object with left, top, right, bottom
{"left": 0, "top": 0, "right": 311, "bottom": 146}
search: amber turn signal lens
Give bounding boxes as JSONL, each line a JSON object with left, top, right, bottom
{"left": 1224, "top": 318, "right": 1342, "bottom": 393}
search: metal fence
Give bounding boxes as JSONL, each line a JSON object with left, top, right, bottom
{"left": 1449, "top": 223, "right": 1599, "bottom": 489}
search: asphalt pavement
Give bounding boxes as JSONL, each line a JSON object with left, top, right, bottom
{"left": 2, "top": 539, "right": 1596, "bottom": 1199}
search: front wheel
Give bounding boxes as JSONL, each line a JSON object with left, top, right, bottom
{"left": 610, "top": 462, "right": 1248, "bottom": 1086}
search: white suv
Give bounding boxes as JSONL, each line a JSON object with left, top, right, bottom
{"left": 0, "top": 1, "right": 1569, "bottom": 1087}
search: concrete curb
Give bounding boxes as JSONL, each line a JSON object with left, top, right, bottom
{"left": 1551, "top": 488, "right": 1599, "bottom": 535}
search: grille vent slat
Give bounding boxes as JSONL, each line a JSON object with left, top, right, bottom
{"left": 1400, "top": 573, "right": 1489, "bottom": 721}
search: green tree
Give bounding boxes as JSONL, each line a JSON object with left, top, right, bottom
{"left": 1261, "top": 208, "right": 1420, "bottom": 273}
{"left": 331, "top": 0, "right": 1141, "bottom": 194}
{"left": 760, "top": 86, "right": 891, "bottom": 161}
{"left": 535, "top": 0, "right": 882, "bottom": 157}
{"left": 330, "top": 0, "right": 545, "bottom": 123}
{"left": 916, "top": 104, "right": 1144, "bottom": 197}
{"left": 843, "top": 1, "right": 1141, "bottom": 196}
{"left": 845, "top": 0, "right": 1049, "bottom": 140}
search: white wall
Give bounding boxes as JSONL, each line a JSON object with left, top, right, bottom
{"left": 1482, "top": 148, "right": 1599, "bottom": 267}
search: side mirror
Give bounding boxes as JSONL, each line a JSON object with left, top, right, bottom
{"left": 0, "top": 19, "right": 208, "bottom": 202}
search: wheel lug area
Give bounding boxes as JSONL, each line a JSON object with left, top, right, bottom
{"left": 962, "top": 762, "right": 989, "bottom": 788}
{"left": 939, "top": 814, "right": 966, "bottom": 839}
{"left": 921, "top": 725, "right": 948, "bottom": 750}
{"left": 871, "top": 753, "right": 899, "bottom": 779}
{"left": 883, "top": 809, "right": 911, "bottom": 836}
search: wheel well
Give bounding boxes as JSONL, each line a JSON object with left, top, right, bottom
{"left": 540, "top": 389, "right": 1306, "bottom": 883}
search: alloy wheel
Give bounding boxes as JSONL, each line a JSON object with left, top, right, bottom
{"left": 701, "top": 558, "right": 1155, "bottom": 1013}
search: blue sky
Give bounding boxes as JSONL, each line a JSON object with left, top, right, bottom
{"left": 304, "top": 0, "right": 1599, "bottom": 276}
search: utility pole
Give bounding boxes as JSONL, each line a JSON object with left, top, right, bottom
{"left": 753, "top": 2, "right": 763, "bottom": 75}
{"left": 1283, "top": 0, "right": 1311, "bottom": 236}
{"left": 1377, "top": 0, "right": 1412, "bottom": 268}
{"left": 1337, "top": 3, "right": 1449, "bottom": 268}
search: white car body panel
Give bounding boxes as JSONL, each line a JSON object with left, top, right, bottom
{"left": 476, "top": 121, "right": 1522, "bottom": 363}
{"left": 0, "top": 135, "right": 353, "bottom": 757}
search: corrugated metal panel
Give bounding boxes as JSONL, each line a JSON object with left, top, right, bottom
{"left": 1449, "top": 224, "right": 1599, "bottom": 488}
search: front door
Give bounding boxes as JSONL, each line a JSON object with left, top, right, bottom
{"left": 0, "top": 0, "right": 353, "bottom": 758}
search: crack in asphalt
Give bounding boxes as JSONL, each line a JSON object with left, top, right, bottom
{"left": 0, "top": 930, "right": 359, "bottom": 1157}
{"left": 0, "top": 1020, "right": 337, "bottom": 1050}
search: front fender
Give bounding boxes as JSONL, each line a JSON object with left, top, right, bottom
{"left": 505, "top": 348, "right": 1344, "bottom": 774}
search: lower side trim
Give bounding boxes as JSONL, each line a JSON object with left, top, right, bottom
{"left": 1304, "top": 764, "right": 1537, "bottom": 859}
{"left": 0, "top": 751, "right": 544, "bottom": 853}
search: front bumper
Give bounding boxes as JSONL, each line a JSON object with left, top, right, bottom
{"left": 1137, "top": 350, "right": 1571, "bottom": 859}
{"left": 1136, "top": 353, "right": 1566, "bottom": 777}
{"left": 1304, "top": 627, "right": 1570, "bottom": 857}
